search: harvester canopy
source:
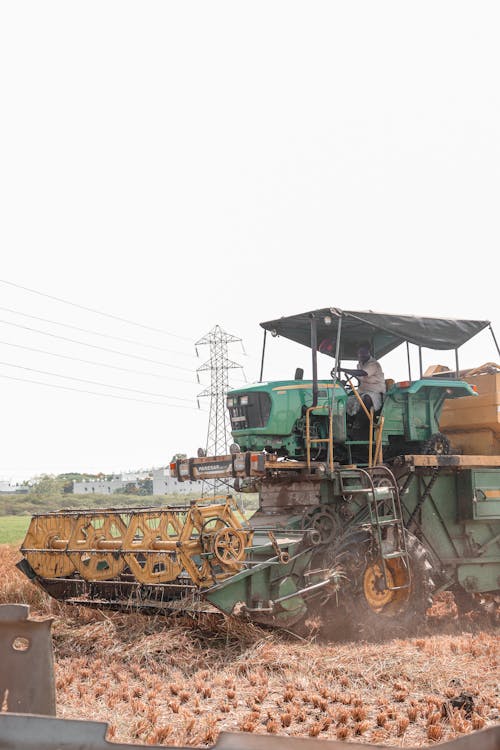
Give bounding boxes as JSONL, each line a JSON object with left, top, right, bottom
{"left": 260, "top": 308, "right": 491, "bottom": 360}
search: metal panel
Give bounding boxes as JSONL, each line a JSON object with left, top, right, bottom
{"left": 0, "top": 714, "right": 499, "bottom": 750}
{"left": 0, "top": 605, "right": 55, "bottom": 716}
{"left": 472, "top": 470, "right": 500, "bottom": 519}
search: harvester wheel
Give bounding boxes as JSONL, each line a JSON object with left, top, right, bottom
{"left": 213, "top": 527, "right": 246, "bottom": 566}
{"left": 301, "top": 506, "right": 339, "bottom": 543}
{"left": 341, "top": 531, "right": 435, "bottom": 639}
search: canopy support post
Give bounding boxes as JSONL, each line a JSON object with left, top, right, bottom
{"left": 489, "top": 325, "right": 500, "bottom": 358}
{"left": 406, "top": 341, "right": 412, "bottom": 381}
{"left": 259, "top": 329, "right": 267, "bottom": 382}
{"left": 310, "top": 315, "right": 318, "bottom": 406}
{"left": 334, "top": 314, "right": 343, "bottom": 380}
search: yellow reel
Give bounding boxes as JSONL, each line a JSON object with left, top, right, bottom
{"left": 122, "top": 511, "right": 184, "bottom": 584}
{"left": 67, "top": 513, "right": 127, "bottom": 581}
{"left": 21, "top": 514, "right": 76, "bottom": 578}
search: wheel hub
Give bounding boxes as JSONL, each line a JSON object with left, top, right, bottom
{"left": 363, "top": 562, "right": 396, "bottom": 611}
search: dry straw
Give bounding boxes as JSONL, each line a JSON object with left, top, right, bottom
{"left": 0, "top": 544, "right": 498, "bottom": 746}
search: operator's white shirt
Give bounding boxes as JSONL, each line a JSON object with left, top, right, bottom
{"left": 358, "top": 356, "right": 386, "bottom": 398}
{"left": 346, "top": 356, "right": 386, "bottom": 413}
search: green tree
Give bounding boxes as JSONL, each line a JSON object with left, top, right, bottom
{"left": 138, "top": 478, "right": 153, "bottom": 495}
{"left": 30, "top": 474, "right": 64, "bottom": 498}
{"left": 122, "top": 482, "right": 139, "bottom": 495}
{"left": 56, "top": 472, "right": 93, "bottom": 494}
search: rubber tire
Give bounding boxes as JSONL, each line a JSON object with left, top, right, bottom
{"left": 338, "top": 530, "right": 436, "bottom": 640}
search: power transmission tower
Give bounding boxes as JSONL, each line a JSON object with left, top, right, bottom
{"left": 196, "top": 325, "right": 244, "bottom": 494}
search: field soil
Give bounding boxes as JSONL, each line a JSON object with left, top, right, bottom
{"left": 1, "top": 544, "right": 498, "bottom": 747}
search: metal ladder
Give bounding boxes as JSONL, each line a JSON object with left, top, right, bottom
{"left": 304, "top": 405, "right": 334, "bottom": 472}
{"left": 339, "top": 465, "right": 411, "bottom": 591}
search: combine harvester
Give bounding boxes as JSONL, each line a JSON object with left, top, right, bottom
{"left": 18, "top": 308, "right": 500, "bottom": 635}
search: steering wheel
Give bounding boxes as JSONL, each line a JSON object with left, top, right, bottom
{"left": 335, "top": 368, "right": 361, "bottom": 391}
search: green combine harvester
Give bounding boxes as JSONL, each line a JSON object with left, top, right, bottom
{"left": 18, "top": 308, "right": 500, "bottom": 636}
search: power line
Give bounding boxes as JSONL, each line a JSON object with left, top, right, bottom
{"left": 0, "top": 305, "right": 196, "bottom": 358}
{"left": 0, "top": 278, "right": 192, "bottom": 341}
{"left": 0, "top": 361, "right": 196, "bottom": 402}
{"left": 0, "top": 339, "right": 201, "bottom": 385}
{"left": 0, "top": 319, "right": 195, "bottom": 371}
{"left": 0, "top": 373, "right": 204, "bottom": 409}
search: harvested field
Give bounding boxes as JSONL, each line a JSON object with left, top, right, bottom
{"left": 1, "top": 544, "right": 498, "bottom": 747}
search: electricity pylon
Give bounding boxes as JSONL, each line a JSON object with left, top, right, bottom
{"left": 196, "top": 325, "right": 245, "bottom": 494}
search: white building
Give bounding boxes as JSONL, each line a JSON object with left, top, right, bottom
{"left": 152, "top": 467, "right": 203, "bottom": 496}
{"left": 0, "top": 480, "right": 29, "bottom": 494}
{"left": 121, "top": 471, "right": 152, "bottom": 482}
{"left": 73, "top": 479, "right": 125, "bottom": 494}
{"left": 72, "top": 469, "right": 202, "bottom": 496}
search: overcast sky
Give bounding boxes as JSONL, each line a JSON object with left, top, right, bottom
{"left": 1, "top": 2, "right": 499, "bottom": 480}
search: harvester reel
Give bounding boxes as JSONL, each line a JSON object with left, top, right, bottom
{"left": 67, "top": 514, "right": 128, "bottom": 581}
{"left": 182, "top": 502, "right": 252, "bottom": 585}
{"left": 21, "top": 514, "right": 76, "bottom": 578}
{"left": 122, "top": 512, "right": 184, "bottom": 584}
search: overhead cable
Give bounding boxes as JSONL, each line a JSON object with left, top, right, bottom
{"left": 0, "top": 340, "right": 200, "bottom": 385}
{"left": 0, "top": 339, "right": 249, "bottom": 386}
{"left": 0, "top": 305, "right": 196, "bottom": 358}
{"left": 0, "top": 361, "right": 195, "bottom": 402}
{"left": 0, "top": 278, "right": 192, "bottom": 341}
{"left": 0, "top": 319, "right": 194, "bottom": 371}
{"left": 0, "top": 373, "right": 204, "bottom": 409}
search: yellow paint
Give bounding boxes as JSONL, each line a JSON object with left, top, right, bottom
{"left": 362, "top": 558, "right": 410, "bottom": 613}
{"left": 272, "top": 383, "right": 339, "bottom": 392}
{"left": 20, "top": 497, "right": 253, "bottom": 588}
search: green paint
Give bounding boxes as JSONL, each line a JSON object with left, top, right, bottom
{"left": 227, "top": 377, "right": 476, "bottom": 461}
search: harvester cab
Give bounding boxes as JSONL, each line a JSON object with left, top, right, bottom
{"left": 228, "top": 308, "right": 494, "bottom": 467}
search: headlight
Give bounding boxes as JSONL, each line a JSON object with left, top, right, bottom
{"left": 239, "top": 395, "right": 249, "bottom": 406}
{"left": 227, "top": 397, "right": 235, "bottom": 407}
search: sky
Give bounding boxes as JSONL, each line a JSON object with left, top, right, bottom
{"left": 0, "top": 2, "right": 499, "bottom": 481}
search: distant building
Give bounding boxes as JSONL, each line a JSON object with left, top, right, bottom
{"left": 72, "top": 469, "right": 201, "bottom": 496}
{"left": 73, "top": 479, "right": 125, "bottom": 494}
{"left": 121, "top": 471, "right": 152, "bottom": 482}
{"left": 152, "top": 467, "right": 203, "bottom": 496}
{"left": 0, "top": 481, "right": 29, "bottom": 494}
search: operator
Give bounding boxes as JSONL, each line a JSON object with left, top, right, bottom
{"left": 342, "top": 344, "right": 386, "bottom": 424}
